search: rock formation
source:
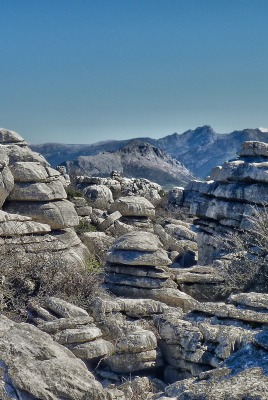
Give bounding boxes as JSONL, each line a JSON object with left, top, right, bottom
{"left": 182, "top": 141, "right": 268, "bottom": 264}
{"left": 0, "top": 128, "right": 88, "bottom": 271}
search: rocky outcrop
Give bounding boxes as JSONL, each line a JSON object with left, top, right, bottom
{"left": 76, "top": 172, "right": 163, "bottom": 201}
{"left": 182, "top": 141, "right": 268, "bottom": 266}
{"left": 0, "top": 128, "right": 79, "bottom": 230}
{"left": 28, "top": 297, "right": 115, "bottom": 362}
{"left": 0, "top": 128, "right": 88, "bottom": 273}
{"left": 105, "top": 231, "right": 196, "bottom": 309}
{"left": 0, "top": 314, "right": 105, "bottom": 400}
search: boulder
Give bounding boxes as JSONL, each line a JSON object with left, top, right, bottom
{"left": 109, "top": 196, "right": 155, "bottom": 217}
{"left": 83, "top": 184, "right": 114, "bottom": 209}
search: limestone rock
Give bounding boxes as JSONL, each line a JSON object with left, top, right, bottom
{"left": 0, "top": 315, "right": 103, "bottom": 400}
{"left": 107, "top": 248, "right": 171, "bottom": 266}
{"left": 0, "top": 165, "right": 14, "bottom": 207}
{"left": 83, "top": 184, "right": 114, "bottom": 209}
{"left": 80, "top": 231, "right": 115, "bottom": 257}
{"left": 114, "top": 330, "right": 157, "bottom": 353}
{"left": 10, "top": 161, "right": 61, "bottom": 182}
{"left": 111, "top": 231, "right": 162, "bottom": 252}
{"left": 44, "top": 297, "right": 89, "bottom": 318}
{"left": 105, "top": 350, "right": 159, "bottom": 373}
{"left": 4, "top": 199, "right": 79, "bottom": 229}
{"left": 228, "top": 292, "right": 268, "bottom": 310}
{"left": 37, "top": 316, "right": 94, "bottom": 334}
{"left": 99, "top": 211, "right": 122, "bottom": 231}
{"left": 109, "top": 196, "right": 155, "bottom": 217}
{"left": 8, "top": 180, "right": 67, "bottom": 201}
{"left": 68, "top": 338, "right": 115, "bottom": 360}
{"left": 54, "top": 326, "right": 103, "bottom": 345}
{"left": 239, "top": 140, "right": 268, "bottom": 157}
{"left": 0, "top": 128, "right": 25, "bottom": 144}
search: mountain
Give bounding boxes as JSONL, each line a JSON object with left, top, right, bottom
{"left": 30, "top": 126, "right": 268, "bottom": 178}
{"left": 65, "top": 140, "right": 195, "bottom": 187}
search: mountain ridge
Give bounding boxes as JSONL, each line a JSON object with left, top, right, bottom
{"left": 30, "top": 126, "right": 268, "bottom": 178}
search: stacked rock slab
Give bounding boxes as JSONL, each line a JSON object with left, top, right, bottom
{"left": 0, "top": 128, "right": 87, "bottom": 269}
{"left": 0, "top": 128, "right": 78, "bottom": 229}
{"left": 154, "top": 291, "right": 268, "bottom": 384}
{"left": 90, "top": 297, "right": 163, "bottom": 374}
{"left": 28, "top": 297, "right": 115, "bottom": 362}
{"left": 105, "top": 231, "right": 197, "bottom": 309}
{"left": 182, "top": 141, "right": 268, "bottom": 264}
{"left": 109, "top": 196, "right": 155, "bottom": 232}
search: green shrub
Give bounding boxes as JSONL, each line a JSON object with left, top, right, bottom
{"left": 66, "top": 185, "right": 84, "bottom": 199}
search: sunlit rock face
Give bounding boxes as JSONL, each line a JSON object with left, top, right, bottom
{"left": 0, "top": 128, "right": 88, "bottom": 269}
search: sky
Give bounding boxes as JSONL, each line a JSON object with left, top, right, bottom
{"left": 1, "top": 0, "right": 268, "bottom": 144}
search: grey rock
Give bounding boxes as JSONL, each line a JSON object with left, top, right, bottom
{"left": 68, "top": 338, "right": 115, "bottom": 360}
{"left": 0, "top": 166, "right": 14, "bottom": 207}
{"left": 10, "top": 162, "right": 61, "bottom": 182}
{"left": 0, "top": 128, "right": 25, "bottom": 144}
{"left": 114, "top": 330, "right": 157, "bottom": 353}
{"left": 109, "top": 196, "right": 155, "bottom": 217}
{"left": 54, "top": 326, "right": 103, "bottom": 345}
{"left": 0, "top": 315, "right": 103, "bottom": 400}
{"left": 228, "top": 292, "right": 268, "bottom": 310}
{"left": 107, "top": 248, "right": 171, "bottom": 266}
{"left": 111, "top": 231, "right": 162, "bottom": 252}
{"left": 8, "top": 180, "right": 67, "bottom": 201}
{"left": 83, "top": 184, "right": 114, "bottom": 209}
{"left": 4, "top": 199, "right": 79, "bottom": 229}
{"left": 106, "top": 264, "right": 171, "bottom": 279}
{"left": 106, "top": 273, "right": 176, "bottom": 289}
{"left": 44, "top": 297, "right": 89, "bottom": 318}
{"left": 81, "top": 231, "right": 115, "bottom": 257}
{"left": 239, "top": 140, "right": 268, "bottom": 157}
{"left": 105, "top": 350, "right": 159, "bottom": 373}
{"left": 99, "top": 211, "right": 122, "bottom": 231}
{"left": 37, "top": 316, "right": 94, "bottom": 334}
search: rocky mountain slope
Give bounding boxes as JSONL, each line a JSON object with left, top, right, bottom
{"left": 65, "top": 140, "right": 195, "bottom": 187}
{"left": 30, "top": 126, "right": 268, "bottom": 178}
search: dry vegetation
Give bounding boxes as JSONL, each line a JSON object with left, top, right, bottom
{"left": 0, "top": 243, "right": 103, "bottom": 319}
{"left": 216, "top": 206, "right": 268, "bottom": 294}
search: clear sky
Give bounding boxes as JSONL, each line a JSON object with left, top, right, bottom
{"left": 1, "top": 0, "right": 268, "bottom": 144}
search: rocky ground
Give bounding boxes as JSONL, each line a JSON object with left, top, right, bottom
{"left": 1, "top": 128, "right": 268, "bottom": 399}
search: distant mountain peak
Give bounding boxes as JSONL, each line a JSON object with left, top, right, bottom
{"left": 258, "top": 127, "right": 268, "bottom": 133}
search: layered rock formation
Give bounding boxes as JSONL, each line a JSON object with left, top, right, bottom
{"left": 182, "top": 141, "right": 268, "bottom": 264}
{"left": 0, "top": 128, "right": 87, "bottom": 271}
{"left": 105, "top": 231, "right": 196, "bottom": 309}
{"left": 0, "top": 314, "right": 106, "bottom": 400}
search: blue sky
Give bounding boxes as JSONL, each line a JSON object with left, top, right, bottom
{"left": 1, "top": 0, "right": 268, "bottom": 144}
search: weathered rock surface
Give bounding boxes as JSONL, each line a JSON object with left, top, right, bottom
{"left": 0, "top": 315, "right": 104, "bottom": 400}
{"left": 4, "top": 199, "right": 79, "bottom": 229}
{"left": 109, "top": 196, "right": 155, "bottom": 217}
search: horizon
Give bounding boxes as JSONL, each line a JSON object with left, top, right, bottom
{"left": 1, "top": 0, "right": 268, "bottom": 144}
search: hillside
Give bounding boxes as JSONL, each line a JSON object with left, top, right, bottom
{"left": 65, "top": 140, "right": 195, "bottom": 187}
